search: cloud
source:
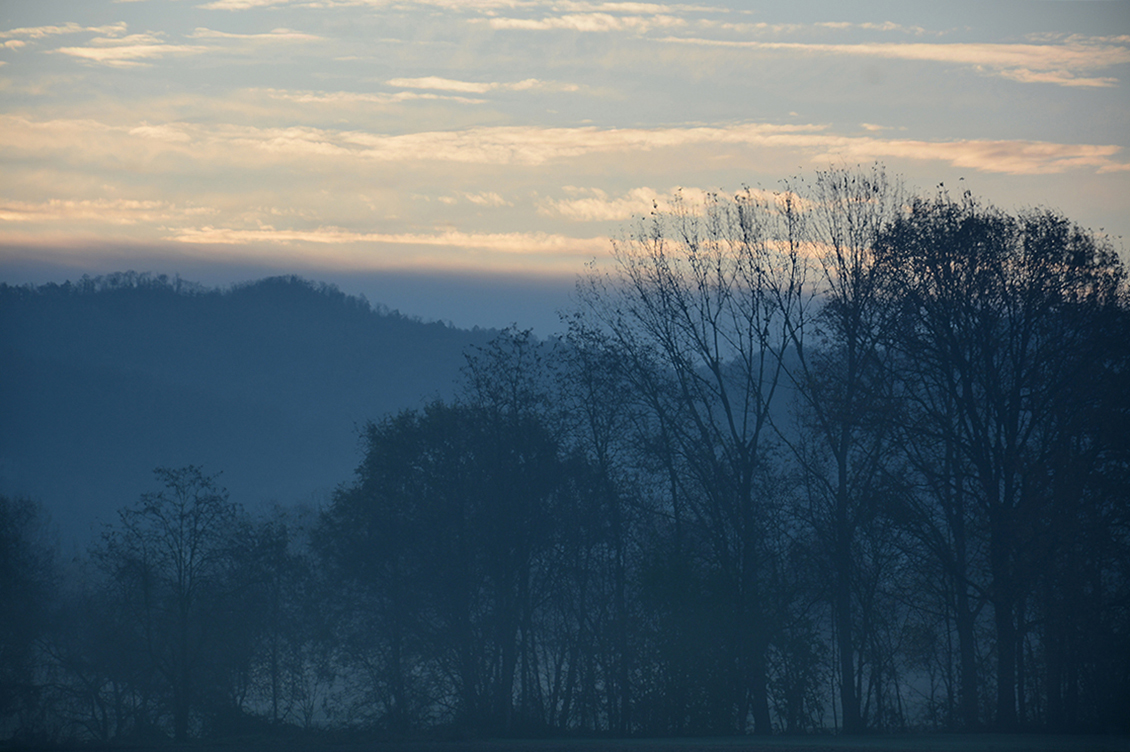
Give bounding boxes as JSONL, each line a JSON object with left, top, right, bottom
{"left": 553, "top": 2, "right": 722, "bottom": 12}
{"left": 261, "top": 87, "right": 487, "bottom": 104}
{"left": 40, "top": 25, "right": 315, "bottom": 68}
{"left": 813, "top": 21, "right": 929, "bottom": 36}
{"left": 198, "top": 0, "right": 291, "bottom": 9}
{"left": 198, "top": 0, "right": 547, "bottom": 9}
{"left": 704, "top": 20, "right": 930, "bottom": 37}
{"left": 434, "top": 192, "right": 513, "bottom": 206}
{"left": 167, "top": 225, "right": 607, "bottom": 257}
{"left": 0, "top": 198, "right": 215, "bottom": 224}
{"left": 539, "top": 186, "right": 665, "bottom": 221}
{"left": 539, "top": 185, "right": 802, "bottom": 221}
{"left": 489, "top": 13, "right": 686, "bottom": 32}
{"left": 462, "top": 191, "right": 512, "bottom": 206}
{"left": 53, "top": 32, "right": 207, "bottom": 67}
{"left": 339, "top": 123, "right": 833, "bottom": 165}
{"left": 387, "top": 76, "right": 578, "bottom": 93}
{"left": 196, "top": 0, "right": 710, "bottom": 11}
{"left": 332, "top": 122, "right": 823, "bottom": 165}
{"left": 0, "top": 22, "right": 128, "bottom": 41}
{"left": 3, "top": 114, "right": 1125, "bottom": 176}
{"left": 127, "top": 123, "right": 196, "bottom": 142}
{"left": 304, "top": 124, "right": 1130, "bottom": 175}
{"left": 657, "top": 36, "right": 1130, "bottom": 87}
{"left": 188, "top": 27, "right": 322, "bottom": 41}
{"left": 824, "top": 137, "right": 1122, "bottom": 175}
{"left": 387, "top": 77, "right": 515, "bottom": 94}
{"left": 996, "top": 68, "right": 1116, "bottom": 88}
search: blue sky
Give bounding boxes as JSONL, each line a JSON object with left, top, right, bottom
{"left": 2, "top": 0, "right": 1128, "bottom": 332}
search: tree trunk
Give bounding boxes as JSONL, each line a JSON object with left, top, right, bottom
{"left": 955, "top": 582, "right": 979, "bottom": 729}
{"left": 990, "top": 506, "right": 1017, "bottom": 731}
{"left": 835, "top": 453, "right": 864, "bottom": 735}
{"left": 613, "top": 494, "right": 631, "bottom": 736}
{"left": 750, "top": 637, "right": 772, "bottom": 735}
{"left": 173, "top": 681, "right": 190, "bottom": 741}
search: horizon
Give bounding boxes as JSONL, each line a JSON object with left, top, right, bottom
{"left": 2, "top": 1, "right": 1129, "bottom": 333}
{"left": 1, "top": 262, "right": 579, "bottom": 335}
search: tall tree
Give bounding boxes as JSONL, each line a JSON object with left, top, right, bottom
{"left": 95, "top": 466, "right": 243, "bottom": 740}
{"left": 557, "top": 320, "right": 642, "bottom": 734}
{"left": 874, "top": 193, "right": 1128, "bottom": 729}
{"left": 0, "top": 496, "right": 56, "bottom": 738}
{"left": 779, "top": 166, "right": 904, "bottom": 734}
{"left": 318, "top": 389, "right": 582, "bottom": 734}
{"left": 579, "top": 189, "right": 804, "bottom": 734}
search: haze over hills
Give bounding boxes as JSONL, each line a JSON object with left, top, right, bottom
{"left": 0, "top": 272, "right": 497, "bottom": 545}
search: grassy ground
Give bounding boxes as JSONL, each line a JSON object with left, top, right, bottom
{"left": 16, "top": 734, "right": 1128, "bottom": 752}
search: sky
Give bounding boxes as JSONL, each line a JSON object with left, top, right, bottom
{"left": 1, "top": 0, "right": 1128, "bottom": 333}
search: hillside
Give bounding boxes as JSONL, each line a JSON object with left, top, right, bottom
{"left": 0, "top": 272, "right": 496, "bottom": 544}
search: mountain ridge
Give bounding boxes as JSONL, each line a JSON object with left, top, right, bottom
{"left": 0, "top": 272, "right": 499, "bottom": 544}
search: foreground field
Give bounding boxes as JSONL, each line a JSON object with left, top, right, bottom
{"left": 21, "top": 734, "right": 1128, "bottom": 752}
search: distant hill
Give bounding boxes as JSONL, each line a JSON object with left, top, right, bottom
{"left": 0, "top": 272, "right": 496, "bottom": 545}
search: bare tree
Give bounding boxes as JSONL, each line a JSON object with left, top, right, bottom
{"left": 557, "top": 319, "right": 646, "bottom": 734}
{"left": 96, "top": 466, "right": 241, "bottom": 740}
{"left": 0, "top": 496, "right": 57, "bottom": 738}
{"left": 778, "top": 166, "right": 905, "bottom": 734}
{"left": 579, "top": 188, "right": 804, "bottom": 734}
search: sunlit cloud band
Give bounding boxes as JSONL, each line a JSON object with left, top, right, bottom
{"left": 2, "top": 115, "right": 1123, "bottom": 175}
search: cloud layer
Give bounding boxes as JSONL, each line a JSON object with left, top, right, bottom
{"left": 1, "top": 0, "right": 1127, "bottom": 287}
{"left": 3, "top": 114, "right": 1122, "bottom": 175}
{"left": 656, "top": 35, "right": 1130, "bottom": 87}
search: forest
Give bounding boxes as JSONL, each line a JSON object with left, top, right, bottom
{"left": 1, "top": 168, "right": 1128, "bottom": 744}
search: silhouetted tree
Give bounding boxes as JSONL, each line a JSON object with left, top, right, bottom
{"left": 95, "top": 466, "right": 244, "bottom": 740}
{"left": 243, "top": 507, "right": 330, "bottom": 729}
{"left": 874, "top": 193, "right": 1129, "bottom": 729}
{"left": 779, "top": 166, "right": 905, "bottom": 733}
{"left": 579, "top": 189, "right": 805, "bottom": 734}
{"left": 319, "top": 387, "right": 585, "bottom": 734}
{"left": 557, "top": 320, "right": 644, "bottom": 734}
{"left": 0, "top": 496, "right": 57, "bottom": 739}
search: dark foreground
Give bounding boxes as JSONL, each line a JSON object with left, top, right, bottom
{"left": 10, "top": 735, "right": 1129, "bottom": 752}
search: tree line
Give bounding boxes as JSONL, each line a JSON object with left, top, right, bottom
{"left": 2, "top": 167, "right": 1127, "bottom": 742}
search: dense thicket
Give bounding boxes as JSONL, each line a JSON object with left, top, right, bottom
{"left": 2, "top": 170, "right": 1127, "bottom": 742}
